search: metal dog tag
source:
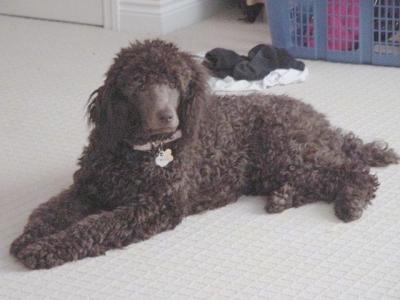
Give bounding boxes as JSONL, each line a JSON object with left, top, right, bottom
{"left": 155, "top": 148, "right": 174, "bottom": 167}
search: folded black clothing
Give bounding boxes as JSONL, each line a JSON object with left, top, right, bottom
{"left": 204, "top": 44, "right": 305, "bottom": 81}
{"left": 248, "top": 44, "right": 305, "bottom": 71}
{"left": 204, "top": 48, "right": 247, "bottom": 79}
{"left": 233, "top": 46, "right": 276, "bottom": 80}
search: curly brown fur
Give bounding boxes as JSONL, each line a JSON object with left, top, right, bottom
{"left": 10, "top": 39, "right": 399, "bottom": 269}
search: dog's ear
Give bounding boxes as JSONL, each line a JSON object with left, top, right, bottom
{"left": 178, "top": 54, "right": 210, "bottom": 140}
{"left": 87, "top": 86, "right": 105, "bottom": 126}
{"left": 87, "top": 83, "right": 131, "bottom": 152}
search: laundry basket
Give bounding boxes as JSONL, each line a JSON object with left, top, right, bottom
{"left": 266, "top": 0, "right": 400, "bottom": 66}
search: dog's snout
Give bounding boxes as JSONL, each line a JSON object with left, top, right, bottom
{"left": 157, "top": 110, "right": 174, "bottom": 124}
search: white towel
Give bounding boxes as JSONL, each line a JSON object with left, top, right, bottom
{"left": 208, "top": 67, "right": 309, "bottom": 92}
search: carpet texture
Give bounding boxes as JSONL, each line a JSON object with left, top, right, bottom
{"left": 1, "top": 8, "right": 399, "bottom": 300}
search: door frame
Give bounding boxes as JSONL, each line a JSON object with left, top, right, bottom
{"left": 103, "top": 0, "right": 119, "bottom": 29}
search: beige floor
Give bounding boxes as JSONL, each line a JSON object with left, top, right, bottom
{"left": 1, "top": 8, "right": 400, "bottom": 300}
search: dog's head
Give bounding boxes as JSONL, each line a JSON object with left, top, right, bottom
{"left": 88, "top": 39, "right": 208, "bottom": 152}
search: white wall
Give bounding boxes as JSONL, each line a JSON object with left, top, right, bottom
{"left": 0, "top": 0, "right": 228, "bottom": 35}
{"left": 116, "top": 0, "right": 229, "bottom": 35}
{"left": 0, "top": 0, "right": 104, "bottom": 26}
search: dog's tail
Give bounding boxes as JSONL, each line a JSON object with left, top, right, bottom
{"left": 343, "top": 133, "right": 399, "bottom": 167}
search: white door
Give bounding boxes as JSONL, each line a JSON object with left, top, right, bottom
{"left": 0, "top": 0, "right": 104, "bottom": 26}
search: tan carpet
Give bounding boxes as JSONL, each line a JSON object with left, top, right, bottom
{"left": 1, "top": 8, "right": 399, "bottom": 300}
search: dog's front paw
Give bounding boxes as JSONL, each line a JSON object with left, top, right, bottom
{"left": 16, "top": 237, "right": 69, "bottom": 269}
{"left": 11, "top": 221, "right": 57, "bottom": 257}
{"left": 10, "top": 233, "right": 36, "bottom": 257}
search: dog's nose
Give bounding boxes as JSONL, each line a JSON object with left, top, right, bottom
{"left": 157, "top": 110, "right": 174, "bottom": 124}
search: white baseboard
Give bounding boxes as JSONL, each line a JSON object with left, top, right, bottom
{"left": 116, "top": 0, "right": 229, "bottom": 36}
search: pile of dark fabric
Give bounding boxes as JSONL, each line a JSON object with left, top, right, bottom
{"left": 238, "top": 0, "right": 265, "bottom": 23}
{"left": 203, "top": 44, "right": 305, "bottom": 81}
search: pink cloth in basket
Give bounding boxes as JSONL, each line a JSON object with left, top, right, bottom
{"left": 306, "top": 0, "right": 359, "bottom": 51}
{"left": 328, "top": 0, "right": 359, "bottom": 50}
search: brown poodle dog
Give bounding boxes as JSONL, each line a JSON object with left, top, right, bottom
{"left": 10, "top": 39, "right": 399, "bottom": 269}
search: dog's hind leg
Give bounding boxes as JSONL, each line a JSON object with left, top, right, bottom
{"left": 265, "top": 182, "right": 333, "bottom": 213}
{"left": 264, "top": 183, "right": 296, "bottom": 213}
{"left": 265, "top": 162, "right": 379, "bottom": 222}
{"left": 333, "top": 164, "right": 379, "bottom": 222}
